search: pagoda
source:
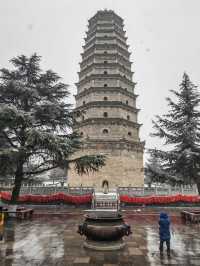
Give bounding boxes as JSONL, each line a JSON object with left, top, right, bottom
{"left": 68, "top": 10, "right": 144, "bottom": 188}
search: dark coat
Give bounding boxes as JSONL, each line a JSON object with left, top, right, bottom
{"left": 159, "top": 212, "right": 171, "bottom": 241}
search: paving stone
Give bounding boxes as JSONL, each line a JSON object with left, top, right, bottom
{"left": 191, "top": 259, "right": 200, "bottom": 266}
{"left": 74, "top": 257, "right": 90, "bottom": 263}
{"left": 126, "top": 241, "right": 139, "bottom": 247}
{"left": 163, "top": 259, "right": 179, "bottom": 265}
{"left": 65, "top": 236, "right": 74, "bottom": 239}
{"left": 103, "top": 264, "right": 119, "bottom": 266}
{"left": 139, "top": 245, "right": 148, "bottom": 250}
{"left": 128, "top": 247, "right": 143, "bottom": 255}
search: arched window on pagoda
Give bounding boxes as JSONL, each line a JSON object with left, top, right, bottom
{"left": 103, "top": 112, "right": 108, "bottom": 118}
{"left": 128, "top": 132, "right": 132, "bottom": 136}
{"left": 102, "top": 129, "right": 109, "bottom": 134}
{"left": 127, "top": 115, "right": 130, "bottom": 120}
{"left": 104, "top": 96, "right": 108, "bottom": 101}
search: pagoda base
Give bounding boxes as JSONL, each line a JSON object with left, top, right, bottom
{"left": 68, "top": 142, "right": 144, "bottom": 188}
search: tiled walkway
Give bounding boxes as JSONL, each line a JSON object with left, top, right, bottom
{"left": 0, "top": 211, "right": 200, "bottom": 265}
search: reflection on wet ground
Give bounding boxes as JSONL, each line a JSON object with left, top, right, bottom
{"left": 0, "top": 211, "right": 200, "bottom": 265}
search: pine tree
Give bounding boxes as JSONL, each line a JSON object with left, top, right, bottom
{"left": 0, "top": 54, "right": 105, "bottom": 203}
{"left": 150, "top": 73, "right": 200, "bottom": 193}
{"left": 145, "top": 149, "right": 167, "bottom": 187}
{"left": 48, "top": 167, "right": 65, "bottom": 185}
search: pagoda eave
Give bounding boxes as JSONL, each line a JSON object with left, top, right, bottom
{"left": 75, "top": 101, "right": 139, "bottom": 113}
{"left": 81, "top": 138, "right": 145, "bottom": 152}
{"left": 74, "top": 117, "right": 141, "bottom": 128}
{"left": 76, "top": 74, "right": 136, "bottom": 87}
{"left": 75, "top": 87, "right": 137, "bottom": 99}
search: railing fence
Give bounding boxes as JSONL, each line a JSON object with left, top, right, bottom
{"left": 0, "top": 183, "right": 198, "bottom": 196}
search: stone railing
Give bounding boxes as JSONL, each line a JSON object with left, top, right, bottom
{"left": 118, "top": 186, "right": 198, "bottom": 196}
{"left": 0, "top": 183, "right": 198, "bottom": 196}
{"left": 0, "top": 184, "right": 94, "bottom": 195}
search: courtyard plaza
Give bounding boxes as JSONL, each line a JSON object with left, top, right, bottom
{"left": 0, "top": 209, "right": 200, "bottom": 266}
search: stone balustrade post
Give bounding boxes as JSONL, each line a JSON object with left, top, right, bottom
{"left": 168, "top": 186, "right": 171, "bottom": 195}
{"left": 181, "top": 185, "right": 184, "bottom": 194}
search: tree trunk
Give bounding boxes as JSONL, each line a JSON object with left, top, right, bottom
{"left": 10, "top": 163, "right": 23, "bottom": 204}
{"left": 196, "top": 182, "right": 200, "bottom": 195}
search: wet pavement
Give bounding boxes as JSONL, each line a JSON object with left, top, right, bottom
{"left": 0, "top": 211, "right": 200, "bottom": 266}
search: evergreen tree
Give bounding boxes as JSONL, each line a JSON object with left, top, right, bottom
{"left": 150, "top": 73, "right": 200, "bottom": 193}
{"left": 48, "top": 167, "right": 65, "bottom": 185}
{"left": 0, "top": 54, "right": 105, "bottom": 203}
{"left": 145, "top": 149, "right": 166, "bottom": 187}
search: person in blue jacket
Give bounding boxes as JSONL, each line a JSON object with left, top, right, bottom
{"left": 159, "top": 212, "right": 171, "bottom": 256}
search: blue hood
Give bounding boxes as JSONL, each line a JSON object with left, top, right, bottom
{"left": 160, "top": 212, "right": 168, "bottom": 219}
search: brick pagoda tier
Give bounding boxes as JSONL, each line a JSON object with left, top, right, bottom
{"left": 68, "top": 10, "right": 144, "bottom": 188}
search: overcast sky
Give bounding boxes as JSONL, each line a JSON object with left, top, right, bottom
{"left": 0, "top": 0, "right": 200, "bottom": 161}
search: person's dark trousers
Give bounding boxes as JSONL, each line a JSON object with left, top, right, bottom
{"left": 160, "top": 239, "right": 170, "bottom": 254}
